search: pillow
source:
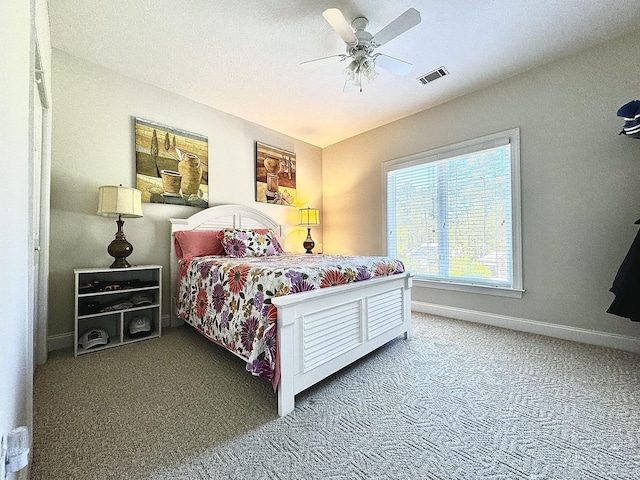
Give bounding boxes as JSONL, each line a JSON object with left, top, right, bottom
{"left": 219, "top": 228, "right": 284, "bottom": 258}
{"left": 174, "top": 230, "right": 225, "bottom": 259}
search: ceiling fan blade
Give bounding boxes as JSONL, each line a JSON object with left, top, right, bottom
{"left": 371, "top": 8, "right": 421, "bottom": 47}
{"left": 301, "top": 54, "right": 347, "bottom": 69}
{"left": 375, "top": 54, "right": 413, "bottom": 76}
{"left": 322, "top": 8, "right": 358, "bottom": 45}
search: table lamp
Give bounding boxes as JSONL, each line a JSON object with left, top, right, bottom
{"left": 97, "top": 185, "right": 143, "bottom": 268}
{"left": 299, "top": 207, "right": 320, "bottom": 254}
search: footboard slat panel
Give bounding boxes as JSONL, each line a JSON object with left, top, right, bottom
{"left": 369, "top": 301, "right": 402, "bottom": 321}
{"left": 303, "top": 301, "right": 361, "bottom": 370}
{"left": 305, "top": 323, "right": 361, "bottom": 352}
{"left": 304, "top": 332, "right": 362, "bottom": 370}
{"left": 368, "top": 289, "right": 403, "bottom": 338}
{"left": 303, "top": 303, "right": 360, "bottom": 336}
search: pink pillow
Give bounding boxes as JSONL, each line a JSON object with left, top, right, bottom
{"left": 174, "top": 230, "right": 224, "bottom": 259}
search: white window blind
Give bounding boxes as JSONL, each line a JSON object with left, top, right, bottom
{"left": 385, "top": 129, "right": 522, "bottom": 294}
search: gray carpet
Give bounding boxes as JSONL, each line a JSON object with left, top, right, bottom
{"left": 32, "top": 313, "right": 640, "bottom": 479}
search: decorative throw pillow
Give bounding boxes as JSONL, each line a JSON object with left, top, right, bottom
{"left": 174, "top": 230, "right": 225, "bottom": 259}
{"left": 220, "top": 228, "right": 284, "bottom": 257}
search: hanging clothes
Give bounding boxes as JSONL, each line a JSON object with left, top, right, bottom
{"left": 607, "top": 219, "right": 640, "bottom": 321}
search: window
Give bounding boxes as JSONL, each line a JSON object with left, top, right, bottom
{"left": 384, "top": 128, "right": 523, "bottom": 297}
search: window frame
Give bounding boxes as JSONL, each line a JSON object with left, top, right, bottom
{"left": 382, "top": 128, "right": 524, "bottom": 298}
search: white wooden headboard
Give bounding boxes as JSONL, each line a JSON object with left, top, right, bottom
{"left": 169, "top": 204, "right": 286, "bottom": 324}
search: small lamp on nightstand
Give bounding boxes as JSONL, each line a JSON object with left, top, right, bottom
{"left": 97, "top": 185, "right": 143, "bottom": 268}
{"left": 299, "top": 207, "right": 320, "bottom": 254}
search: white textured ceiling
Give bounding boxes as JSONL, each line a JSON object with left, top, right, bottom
{"left": 49, "top": 0, "right": 640, "bottom": 148}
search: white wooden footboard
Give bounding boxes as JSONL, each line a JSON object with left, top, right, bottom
{"left": 272, "top": 271, "right": 414, "bottom": 417}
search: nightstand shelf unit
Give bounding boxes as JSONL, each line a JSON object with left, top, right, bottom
{"left": 74, "top": 265, "right": 162, "bottom": 356}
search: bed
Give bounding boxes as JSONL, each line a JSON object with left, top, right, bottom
{"left": 170, "top": 204, "right": 414, "bottom": 416}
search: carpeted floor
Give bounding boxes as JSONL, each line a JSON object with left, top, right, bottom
{"left": 31, "top": 313, "right": 640, "bottom": 479}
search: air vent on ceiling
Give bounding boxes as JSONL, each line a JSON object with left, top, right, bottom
{"left": 417, "top": 67, "right": 449, "bottom": 85}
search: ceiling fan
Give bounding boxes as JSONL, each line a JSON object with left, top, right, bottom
{"left": 302, "top": 7, "right": 421, "bottom": 92}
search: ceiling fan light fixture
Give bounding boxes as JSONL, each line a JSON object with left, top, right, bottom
{"left": 361, "top": 58, "right": 378, "bottom": 81}
{"left": 344, "top": 57, "right": 378, "bottom": 92}
{"left": 306, "top": 7, "right": 421, "bottom": 93}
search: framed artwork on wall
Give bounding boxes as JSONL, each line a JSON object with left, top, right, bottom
{"left": 255, "top": 142, "right": 297, "bottom": 205}
{"left": 135, "top": 117, "right": 208, "bottom": 207}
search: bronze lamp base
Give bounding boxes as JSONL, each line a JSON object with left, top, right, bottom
{"left": 108, "top": 216, "right": 134, "bottom": 268}
{"left": 303, "top": 227, "right": 315, "bottom": 254}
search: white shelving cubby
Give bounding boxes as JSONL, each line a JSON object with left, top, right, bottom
{"left": 74, "top": 265, "right": 162, "bottom": 356}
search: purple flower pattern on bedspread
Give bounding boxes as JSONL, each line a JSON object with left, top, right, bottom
{"left": 176, "top": 254, "right": 405, "bottom": 389}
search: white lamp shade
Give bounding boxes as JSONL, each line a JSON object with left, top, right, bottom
{"left": 299, "top": 207, "right": 320, "bottom": 226}
{"left": 97, "top": 185, "right": 143, "bottom": 217}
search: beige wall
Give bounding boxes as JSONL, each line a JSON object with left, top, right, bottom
{"left": 50, "top": 50, "right": 323, "bottom": 337}
{"left": 51, "top": 30, "right": 640, "bottom": 344}
{"left": 322, "top": 30, "right": 640, "bottom": 339}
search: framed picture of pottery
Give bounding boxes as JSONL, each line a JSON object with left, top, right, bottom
{"left": 134, "top": 117, "right": 208, "bottom": 207}
{"left": 255, "top": 142, "right": 296, "bottom": 205}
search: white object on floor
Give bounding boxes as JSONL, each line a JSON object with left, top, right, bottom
{"left": 5, "top": 426, "right": 29, "bottom": 474}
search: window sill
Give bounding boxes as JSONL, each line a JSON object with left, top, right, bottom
{"left": 413, "top": 277, "right": 524, "bottom": 298}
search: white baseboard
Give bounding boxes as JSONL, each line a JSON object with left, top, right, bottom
{"left": 48, "top": 332, "right": 74, "bottom": 351}
{"left": 170, "top": 315, "right": 184, "bottom": 328}
{"left": 170, "top": 296, "right": 184, "bottom": 327}
{"left": 48, "top": 314, "right": 174, "bottom": 352}
{"left": 412, "top": 301, "right": 640, "bottom": 354}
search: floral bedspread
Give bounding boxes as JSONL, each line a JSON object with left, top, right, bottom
{"left": 176, "top": 254, "right": 405, "bottom": 389}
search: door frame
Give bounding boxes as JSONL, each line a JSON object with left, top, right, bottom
{"left": 32, "top": 34, "right": 51, "bottom": 366}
